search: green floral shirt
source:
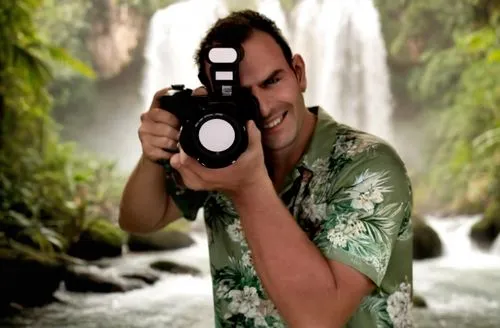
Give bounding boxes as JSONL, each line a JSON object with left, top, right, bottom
{"left": 164, "top": 106, "right": 413, "bottom": 328}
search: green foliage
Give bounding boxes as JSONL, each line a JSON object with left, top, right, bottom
{"left": 117, "top": 0, "right": 176, "bottom": 16}
{"left": 376, "top": 0, "right": 500, "bottom": 212}
{"left": 0, "top": 0, "right": 126, "bottom": 265}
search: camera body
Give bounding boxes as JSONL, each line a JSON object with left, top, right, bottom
{"left": 158, "top": 46, "right": 261, "bottom": 169}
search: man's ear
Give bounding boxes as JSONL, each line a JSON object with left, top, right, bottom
{"left": 291, "top": 54, "right": 307, "bottom": 92}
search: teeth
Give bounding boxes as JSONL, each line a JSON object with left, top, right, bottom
{"left": 264, "top": 115, "right": 284, "bottom": 129}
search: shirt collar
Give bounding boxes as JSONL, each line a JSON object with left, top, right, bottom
{"left": 297, "top": 106, "right": 338, "bottom": 171}
{"left": 279, "top": 106, "right": 338, "bottom": 194}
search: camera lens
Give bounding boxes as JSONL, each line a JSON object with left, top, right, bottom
{"left": 198, "top": 118, "right": 236, "bottom": 152}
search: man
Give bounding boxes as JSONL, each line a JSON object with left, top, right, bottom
{"left": 119, "top": 10, "right": 413, "bottom": 328}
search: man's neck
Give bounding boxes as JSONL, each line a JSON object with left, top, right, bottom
{"left": 264, "top": 108, "right": 317, "bottom": 191}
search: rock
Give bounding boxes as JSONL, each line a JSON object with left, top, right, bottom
{"left": 68, "top": 218, "right": 127, "bottom": 261}
{"left": 150, "top": 260, "right": 201, "bottom": 276}
{"left": 470, "top": 201, "right": 500, "bottom": 249}
{"left": 86, "top": 0, "right": 145, "bottom": 79}
{"left": 121, "top": 268, "right": 161, "bottom": 285}
{"left": 412, "top": 214, "right": 442, "bottom": 260}
{"left": 412, "top": 294, "right": 427, "bottom": 308}
{"left": 64, "top": 265, "right": 145, "bottom": 293}
{"left": 0, "top": 257, "right": 65, "bottom": 308}
{"left": 128, "top": 230, "right": 195, "bottom": 252}
{"left": 443, "top": 194, "right": 485, "bottom": 217}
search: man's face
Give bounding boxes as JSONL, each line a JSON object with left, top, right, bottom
{"left": 238, "top": 30, "right": 307, "bottom": 151}
{"left": 204, "top": 30, "right": 308, "bottom": 152}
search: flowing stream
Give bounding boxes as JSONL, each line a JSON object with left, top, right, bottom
{"left": 2, "top": 215, "right": 500, "bottom": 327}
{"left": 413, "top": 216, "right": 500, "bottom": 328}
{"left": 0, "top": 232, "right": 216, "bottom": 328}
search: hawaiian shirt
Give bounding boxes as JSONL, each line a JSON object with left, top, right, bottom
{"left": 164, "top": 106, "right": 413, "bottom": 328}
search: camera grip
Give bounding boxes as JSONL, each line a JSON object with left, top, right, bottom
{"left": 157, "top": 85, "right": 193, "bottom": 122}
{"left": 158, "top": 94, "right": 183, "bottom": 121}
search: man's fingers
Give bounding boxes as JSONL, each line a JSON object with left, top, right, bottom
{"left": 149, "top": 107, "right": 180, "bottom": 127}
{"left": 175, "top": 147, "right": 206, "bottom": 176}
{"left": 149, "top": 136, "right": 179, "bottom": 152}
{"left": 149, "top": 87, "right": 172, "bottom": 109}
{"left": 147, "top": 146, "right": 173, "bottom": 161}
{"left": 247, "top": 120, "right": 262, "bottom": 147}
{"left": 170, "top": 151, "right": 206, "bottom": 191}
{"left": 192, "top": 86, "right": 208, "bottom": 96}
{"left": 170, "top": 153, "right": 181, "bottom": 169}
{"left": 140, "top": 121, "right": 179, "bottom": 139}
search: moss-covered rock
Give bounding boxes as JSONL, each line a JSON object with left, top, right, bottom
{"left": 128, "top": 230, "right": 194, "bottom": 252}
{"left": 128, "top": 218, "right": 195, "bottom": 251}
{"left": 413, "top": 214, "right": 443, "bottom": 260}
{"left": 64, "top": 264, "right": 145, "bottom": 293}
{"left": 0, "top": 252, "right": 65, "bottom": 308}
{"left": 150, "top": 260, "right": 201, "bottom": 276}
{"left": 470, "top": 201, "right": 500, "bottom": 249}
{"left": 68, "top": 218, "right": 127, "bottom": 261}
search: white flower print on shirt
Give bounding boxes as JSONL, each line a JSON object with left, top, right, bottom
{"left": 326, "top": 212, "right": 366, "bottom": 248}
{"left": 227, "top": 220, "right": 246, "bottom": 245}
{"left": 345, "top": 170, "right": 392, "bottom": 214}
{"left": 387, "top": 282, "right": 412, "bottom": 328}
{"left": 226, "top": 286, "right": 261, "bottom": 319}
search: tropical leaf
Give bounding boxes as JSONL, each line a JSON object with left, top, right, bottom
{"left": 45, "top": 45, "right": 95, "bottom": 78}
{"left": 473, "top": 126, "right": 500, "bottom": 155}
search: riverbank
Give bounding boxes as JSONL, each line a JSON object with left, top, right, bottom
{"left": 0, "top": 232, "right": 214, "bottom": 328}
{"left": 2, "top": 215, "right": 500, "bottom": 328}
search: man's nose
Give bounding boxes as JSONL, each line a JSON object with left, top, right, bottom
{"left": 252, "top": 88, "right": 272, "bottom": 118}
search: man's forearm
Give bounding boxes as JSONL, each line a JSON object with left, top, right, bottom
{"left": 119, "top": 155, "right": 174, "bottom": 233}
{"left": 230, "top": 179, "right": 340, "bottom": 328}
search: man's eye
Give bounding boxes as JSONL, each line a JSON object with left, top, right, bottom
{"left": 265, "top": 77, "right": 280, "bottom": 86}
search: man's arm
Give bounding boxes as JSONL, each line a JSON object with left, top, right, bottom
{"left": 231, "top": 179, "right": 375, "bottom": 328}
{"left": 119, "top": 154, "right": 182, "bottom": 234}
{"left": 229, "top": 144, "right": 412, "bottom": 327}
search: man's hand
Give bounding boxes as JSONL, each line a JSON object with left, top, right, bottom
{"left": 138, "top": 87, "right": 181, "bottom": 164}
{"left": 169, "top": 118, "right": 270, "bottom": 196}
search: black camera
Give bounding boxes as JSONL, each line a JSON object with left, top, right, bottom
{"left": 158, "top": 46, "right": 261, "bottom": 169}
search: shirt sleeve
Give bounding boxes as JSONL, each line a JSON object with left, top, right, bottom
{"left": 313, "top": 144, "right": 413, "bottom": 286}
{"left": 162, "top": 161, "right": 209, "bottom": 221}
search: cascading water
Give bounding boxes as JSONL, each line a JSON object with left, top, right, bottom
{"left": 140, "top": 0, "right": 229, "bottom": 109}
{"left": 413, "top": 215, "right": 500, "bottom": 327}
{"left": 131, "top": 0, "right": 290, "bottom": 172}
{"left": 140, "top": 0, "right": 290, "bottom": 109}
{"left": 290, "top": 0, "right": 394, "bottom": 145}
{"left": 257, "top": 0, "right": 291, "bottom": 41}
{"left": 492, "top": 233, "right": 500, "bottom": 255}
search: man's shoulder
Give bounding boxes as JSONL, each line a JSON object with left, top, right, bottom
{"left": 307, "top": 118, "right": 406, "bottom": 180}
{"left": 332, "top": 123, "right": 401, "bottom": 162}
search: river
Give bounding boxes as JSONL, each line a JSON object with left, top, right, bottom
{"left": 2, "top": 215, "right": 500, "bottom": 327}
{"left": 413, "top": 215, "right": 500, "bottom": 328}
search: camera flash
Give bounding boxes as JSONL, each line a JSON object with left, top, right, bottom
{"left": 215, "top": 71, "right": 233, "bottom": 81}
{"left": 208, "top": 48, "right": 237, "bottom": 63}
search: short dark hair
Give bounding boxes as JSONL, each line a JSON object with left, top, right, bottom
{"left": 194, "top": 10, "right": 293, "bottom": 87}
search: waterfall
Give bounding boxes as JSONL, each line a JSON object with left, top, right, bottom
{"left": 140, "top": 0, "right": 394, "bottom": 144}
{"left": 140, "top": 0, "right": 291, "bottom": 109}
{"left": 290, "top": 0, "right": 394, "bottom": 144}
{"left": 140, "top": 0, "right": 228, "bottom": 109}
{"left": 424, "top": 215, "right": 500, "bottom": 268}
{"left": 257, "top": 0, "right": 291, "bottom": 41}
{"left": 131, "top": 0, "right": 394, "bottom": 172}
{"left": 493, "top": 234, "right": 500, "bottom": 255}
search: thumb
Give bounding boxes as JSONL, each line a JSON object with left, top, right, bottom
{"left": 170, "top": 153, "right": 181, "bottom": 170}
{"left": 247, "top": 120, "right": 262, "bottom": 147}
